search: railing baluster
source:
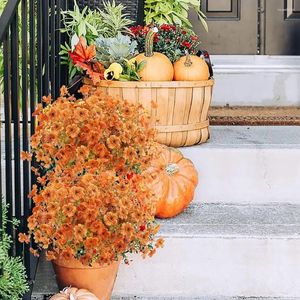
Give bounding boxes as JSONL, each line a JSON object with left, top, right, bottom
{"left": 21, "top": 0, "right": 31, "bottom": 276}
{"left": 42, "top": 0, "right": 49, "bottom": 96}
{"left": 50, "top": 0, "right": 56, "bottom": 97}
{"left": 3, "top": 33, "right": 13, "bottom": 247}
{"left": 37, "top": 0, "right": 43, "bottom": 102}
{"left": 55, "top": 0, "right": 61, "bottom": 97}
{"left": 29, "top": 0, "right": 36, "bottom": 137}
{"left": 11, "top": 12, "right": 22, "bottom": 257}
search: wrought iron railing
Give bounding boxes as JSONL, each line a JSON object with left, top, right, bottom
{"left": 0, "top": 0, "right": 69, "bottom": 298}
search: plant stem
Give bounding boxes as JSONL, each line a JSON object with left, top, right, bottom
{"left": 145, "top": 27, "right": 158, "bottom": 57}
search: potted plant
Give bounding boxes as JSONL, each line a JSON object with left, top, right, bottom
{"left": 19, "top": 88, "right": 163, "bottom": 299}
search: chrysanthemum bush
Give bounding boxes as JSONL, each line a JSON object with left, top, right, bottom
{"left": 130, "top": 24, "right": 200, "bottom": 63}
{"left": 19, "top": 86, "right": 163, "bottom": 266}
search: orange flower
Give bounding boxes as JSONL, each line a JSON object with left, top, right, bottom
{"left": 79, "top": 85, "right": 91, "bottom": 95}
{"left": 18, "top": 233, "right": 30, "bottom": 244}
{"left": 124, "top": 146, "right": 136, "bottom": 161}
{"left": 21, "top": 151, "right": 32, "bottom": 161}
{"left": 70, "top": 186, "right": 85, "bottom": 200}
{"left": 61, "top": 247, "right": 74, "bottom": 260}
{"left": 155, "top": 238, "right": 164, "bottom": 248}
{"left": 66, "top": 124, "right": 80, "bottom": 139}
{"left": 62, "top": 203, "right": 76, "bottom": 217}
{"left": 106, "top": 135, "right": 121, "bottom": 150}
{"left": 30, "top": 247, "right": 40, "bottom": 257}
{"left": 42, "top": 94, "right": 52, "bottom": 104}
{"left": 46, "top": 250, "right": 57, "bottom": 261}
{"left": 74, "top": 224, "right": 87, "bottom": 241}
{"left": 104, "top": 212, "right": 118, "bottom": 227}
{"left": 84, "top": 237, "right": 99, "bottom": 249}
{"left": 60, "top": 85, "right": 69, "bottom": 96}
{"left": 121, "top": 223, "right": 134, "bottom": 237}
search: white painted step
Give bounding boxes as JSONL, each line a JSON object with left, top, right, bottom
{"left": 32, "top": 203, "right": 300, "bottom": 299}
{"left": 211, "top": 55, "right": 300, "bottom": 106}
{"left": 114, "top": 203, "right": 300, "bottom": 298}
{"left": 183, "top": 126, "right": 300, "bottom": 204}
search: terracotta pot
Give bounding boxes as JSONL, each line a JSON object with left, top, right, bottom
{"left": 52, "top": 257, "right": 120, "bottom": 300}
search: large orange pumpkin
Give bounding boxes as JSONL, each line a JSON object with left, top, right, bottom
{"left": 148, "top": 146, "right": 198, "bottom": 218}
{"left": 50, "top": 287, "right": 99, "bottom": 300}
{"left": 135, "top": 28, "right": 174, "bottom": 81}
{"left": 173, "top": 52, "right": 209, "bottom": 81}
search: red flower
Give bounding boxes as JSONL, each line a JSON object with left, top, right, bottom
{"left": 69, "top": 36, "right": 95, "bottom": 64}
{"left": 181, "top": 41, "right": 192, "bottom": 49}
{"left": 69, "top": 36, "right": 104, "bottom": 84}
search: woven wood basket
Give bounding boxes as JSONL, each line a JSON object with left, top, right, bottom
{"left": 84, "top": 79, "right": 214, "bottom": 147}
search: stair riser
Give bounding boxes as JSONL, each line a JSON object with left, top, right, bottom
{"left": 212, "top": 72, "right": 300, "bottom": 106}
{"left": 211, "top": 55, "right": 300, "bottom": 106}
{"left": 180, "top": 148, "right": 300, "bottom": 204}
{"left": 114, "top": 237, "right": 300, "bottom": 298}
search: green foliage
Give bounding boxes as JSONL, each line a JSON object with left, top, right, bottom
{"left": 0, "top": 203, "right": 29, "bottom": 300}
{"left": 144, "top": 0, "right": 208, "bottom": 31}
{"left": 119, "top": 60, "right": 146, "bottom": 81}
{"left": 95, "top": 33, "right": 138, "bottom": 67}
{"left": 60, "top": 0, "right": 133, "bottom": 79}
{"left": 61, "top": 0, "right": 133, "bottom": 42}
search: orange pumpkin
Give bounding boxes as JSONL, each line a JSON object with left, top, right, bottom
{"left": 173, "top": 52, "right": 209, "bottom": 81}
{"left": 50, "top": 287, "right": 99, "bottom": 300}
{"left": 135, "top": 28, "right": 174, "bottom": 81}
{"left": 148, "top": 146, "right": 198, "bottom": 218}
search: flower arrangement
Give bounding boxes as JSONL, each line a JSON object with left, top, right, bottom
{"left": 19, "top": 87, "right": 163, "bottom": 266}
{"left": 62, "top": 0, "right": 211, "bottom": 83}
{"left": 130, "top": 24, "right": 200, "bottom": 63}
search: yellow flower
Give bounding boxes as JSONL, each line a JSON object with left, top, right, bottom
{"left": 128, "top": 58, "right": 136, "bottom": 67}
{"left": 104, "top": 63, "right": 123, "bottom": 80}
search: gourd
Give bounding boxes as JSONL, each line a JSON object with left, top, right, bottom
{"left": 148, "top": 146, "right": 198, "bottom": 218}
{"left": 135, "top": 28, "right": 174, "bottom": 81}
{"left": 50, "top": 287, "right": 99, "bottom": 300}
{"left": 173, "top": 52, "right": 209, "bottom": 81}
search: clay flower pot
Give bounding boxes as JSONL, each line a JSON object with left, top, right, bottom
{"left": 52, "top": 257, "right": 120, "bottom": 300}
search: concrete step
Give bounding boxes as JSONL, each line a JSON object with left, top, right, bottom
{"left": 183, "top": 126, "right": 300, "bottom": 204}
{"left": 211, "top": 55, "right": 300, "bottom": 106}
{"left": 32, "top": 203, "right": 300, "bottom": 299}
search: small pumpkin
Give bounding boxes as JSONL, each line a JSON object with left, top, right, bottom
{"left": 135, "top": 28, "right": 174, "bottom": 81}
{"left": 173, "top": 52, "right": 209, "bottom": 81}
{"left": 148, "top": 146, "right": 198, "bottom": 218}
{"left": 50, "top": 287, "right": 99, "bottom": 300}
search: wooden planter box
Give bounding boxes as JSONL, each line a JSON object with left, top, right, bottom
{"left": 84, "top": 79, "right": 214, "bottom": 147}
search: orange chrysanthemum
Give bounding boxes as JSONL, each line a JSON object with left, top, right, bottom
{"left": 20, "top": 87, "right": 162, "bottom": 266}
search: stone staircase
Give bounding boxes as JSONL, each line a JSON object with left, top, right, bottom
{"left": 32, "top": 125, "right": 300, "bottom": 299}
{"left": 31, "top": 55, "right": 300, "bottom": 299}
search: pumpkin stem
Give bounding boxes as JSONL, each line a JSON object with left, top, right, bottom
{"left": 166, "top": 163, "right": 180, "bottom": 176}
{"left": 184, "top": 51, "right": 192, "bottom": 67}
{"left": 145, "top": 27, "right": 158, "bottom": 57}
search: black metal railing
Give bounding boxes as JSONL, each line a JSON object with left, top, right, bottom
{"left": 0, "top": 0, "right": 69, "bottom": 298}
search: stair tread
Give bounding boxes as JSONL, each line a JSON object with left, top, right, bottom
{"left": 194, "top": 126, "right": 300, "bottom": 149}
{"left": 159, "top": 203, "right": 300, "bottom": 238}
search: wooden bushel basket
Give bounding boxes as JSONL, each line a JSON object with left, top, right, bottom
{"left": 84, "top": 79, "right": 214, "bottom": 147}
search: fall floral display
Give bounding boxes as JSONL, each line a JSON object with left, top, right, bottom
{"left": 63, "top": 0, "right": 210, "bottom": 83}
{"left": 19, "top": 87, "right": 164, "bottom": 266}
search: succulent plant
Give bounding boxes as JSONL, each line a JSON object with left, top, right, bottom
{"left": 95, "top": 33, "right": 138, "bottom": 67}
